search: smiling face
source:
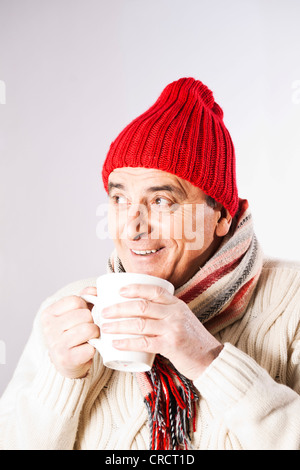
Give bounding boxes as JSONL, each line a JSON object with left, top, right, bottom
{"left": 107, "top": 167, "right": 232, "bottom": 289}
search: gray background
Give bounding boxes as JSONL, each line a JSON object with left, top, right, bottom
{"left": 1, "top": 0, "right": 300, "bottom": 395}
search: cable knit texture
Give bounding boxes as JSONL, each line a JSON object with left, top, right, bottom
{"left": 0, "top": 259, "right": 300, "bottom": 449}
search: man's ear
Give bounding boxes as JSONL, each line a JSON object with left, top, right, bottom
{"left": 216, "top": 207, "right": 232, "bottom": 237}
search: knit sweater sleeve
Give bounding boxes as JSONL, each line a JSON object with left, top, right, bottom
{"left": 193, "top": 342, "right": 300, "bottom": 450}
{"left": 0, "top": 279, "right": 97, "bottom": 450}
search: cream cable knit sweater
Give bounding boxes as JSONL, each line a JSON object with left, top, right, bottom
{"left": 1, "top": 259, "right": 300, "bottom": 450}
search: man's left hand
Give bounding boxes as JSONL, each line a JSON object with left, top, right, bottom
{"left": 100, "top": 283, "right": 223, "bottom": 381}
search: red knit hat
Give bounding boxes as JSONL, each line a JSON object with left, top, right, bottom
{"left": 102, "top": 77, "right": 238, "bottom": 217}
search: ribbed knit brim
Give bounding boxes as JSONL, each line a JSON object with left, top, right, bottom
{"left": 102, "top": 77, "right": 238, "bottom": 217}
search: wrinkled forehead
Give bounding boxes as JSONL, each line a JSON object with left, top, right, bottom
{"left": 109, "top": 166, "right": 177, "bottom": 180}
{"left": 108, "top": 167, "right": 206, "bottom": 201}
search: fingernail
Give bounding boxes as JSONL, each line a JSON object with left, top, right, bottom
{"left": 101, "top": 307, "right": 111, "bottom": 317}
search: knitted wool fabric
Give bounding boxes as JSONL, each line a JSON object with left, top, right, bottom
{"left": 107, "top": 199, "right": 263, "bottom": 450}
{"left": 102, "top": 77, "right": 239, "bottom": 217}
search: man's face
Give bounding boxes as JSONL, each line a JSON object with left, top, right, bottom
{"left": 107, "top": 167, "right": 225, "bottom": 288}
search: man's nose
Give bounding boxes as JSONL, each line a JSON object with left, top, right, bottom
{"left": 126, "top": 203, "right": 150, "bottom": 240}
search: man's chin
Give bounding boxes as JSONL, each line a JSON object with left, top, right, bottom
{"left": 120, "top": 257, "right": 169, "bottom": 280}
{"left": 124, "top": 264, "right": 167, "bottom": 279}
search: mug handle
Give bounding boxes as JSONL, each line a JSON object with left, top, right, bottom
{"left": 80, "top": 294, "right": 98, "bottom": 306}
{"left": 80, "top": 294, "right": 103, "bottom": 354}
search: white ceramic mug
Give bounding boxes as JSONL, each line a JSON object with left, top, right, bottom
{"left": 81, "top": 272, "right": 174, "bottom": 372}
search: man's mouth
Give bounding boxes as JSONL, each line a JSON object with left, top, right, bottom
{"left": 130, "top": 247, "right": 164, "bottom": 256}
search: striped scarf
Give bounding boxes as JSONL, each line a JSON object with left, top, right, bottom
{"left": 107, "top": 199, "right": 263, "bottom": 450}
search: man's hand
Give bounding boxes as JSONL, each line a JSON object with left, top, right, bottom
{"left": 41, "top": 287, "right": 100, "bottom": 379}
{"left": 100, "top": 283, "right": 223, "bottom": 381}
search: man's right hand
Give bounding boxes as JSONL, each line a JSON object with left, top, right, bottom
{"left": 41, "top": 287, "right": 100, "bottom": 379}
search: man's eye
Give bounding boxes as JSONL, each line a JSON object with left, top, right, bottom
{"left": 151, "top": 197, "right": 175, "bottom": 211}
{"left": 112, "top": 195, "right": 128, "bottom": 204}
{"left": 154, "top": 197, "right": 169, "bottom": 205}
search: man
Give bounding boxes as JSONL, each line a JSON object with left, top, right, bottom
{"left": 0, "top": 77, "right": 300, "bottom": 450}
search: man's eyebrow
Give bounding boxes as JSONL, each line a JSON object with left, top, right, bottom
{"left": 145, "top": 184, "right": 186, "bottom": 199}
{"left": 108, "top": 182, "right": 125, "bottom": 194}
{"left": 108, "top": 181, "right": 186, "bottom": 199}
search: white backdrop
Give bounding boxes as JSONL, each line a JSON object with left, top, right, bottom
{"left": 1, "top": 0, "right": 300, "bottom": 394}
